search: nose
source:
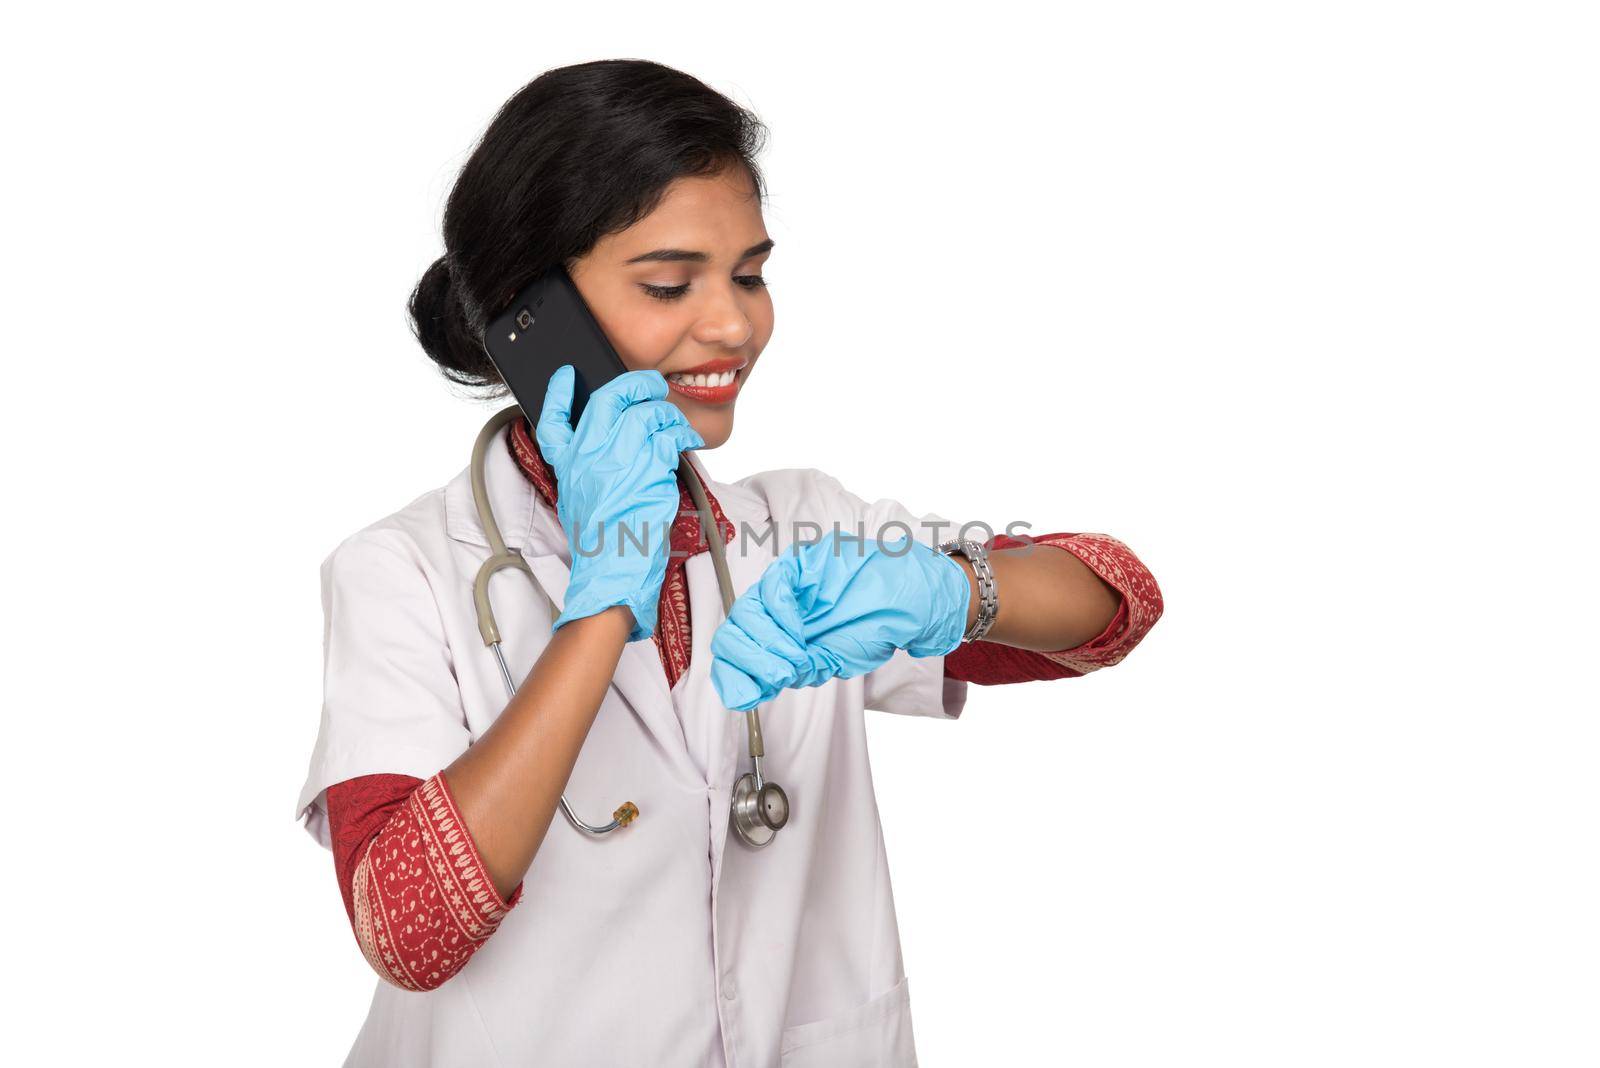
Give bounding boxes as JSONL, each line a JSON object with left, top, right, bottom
{"left": 693, "top": 282, "right": 754, "bottom": 348}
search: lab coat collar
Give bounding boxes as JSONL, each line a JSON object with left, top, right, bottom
{"left": 443, "top": 417, "right": 551, "bottom": 555}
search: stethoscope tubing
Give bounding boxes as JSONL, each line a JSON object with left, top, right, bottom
{"left": 467, "top": 405, "right": 787, "bottom": 845}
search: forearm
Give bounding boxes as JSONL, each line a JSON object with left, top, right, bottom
{"left": 442, "top": 604, "right": 634, "bottom": 901}
{"left": 948, "top": 542, "right": 1121, "bottom": 652}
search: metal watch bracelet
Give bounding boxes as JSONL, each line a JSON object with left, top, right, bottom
{"left": 938, "top": 538, "right": 999, "bottom": 643}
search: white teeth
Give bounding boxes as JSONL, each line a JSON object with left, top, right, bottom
{"left": 669, "top": 369, "right": 738, "bottom": 388}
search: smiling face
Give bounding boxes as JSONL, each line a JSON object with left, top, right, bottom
{"left": 565, "top": 164, "right": 774, "bottom": 449}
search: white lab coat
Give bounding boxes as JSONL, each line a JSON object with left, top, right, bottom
{"left": 296, "top": 421, "right": 970, "bottom": 1067}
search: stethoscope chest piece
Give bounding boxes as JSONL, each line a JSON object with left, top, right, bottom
{"left": 731, "top": 771, "right": 790, "bottom": 849}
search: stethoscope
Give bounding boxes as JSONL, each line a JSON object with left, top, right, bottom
{"left": 468, "top": 405, "right": 791, "bottom": 849}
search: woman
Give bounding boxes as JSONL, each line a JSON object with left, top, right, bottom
{"left": 297, "top": 59, "right": 1163, "bottom": 1067}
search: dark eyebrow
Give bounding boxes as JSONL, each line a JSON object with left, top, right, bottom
{"left": 623, "top": 238, "right": 775, "bottom": 265}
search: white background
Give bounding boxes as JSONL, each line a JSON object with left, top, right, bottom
{"left": 5, "top": 2, "right": 1596, "bottom": 1064}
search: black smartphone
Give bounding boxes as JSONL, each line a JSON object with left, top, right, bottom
{"left": 481, "top": 265, "right": 629, "bottom": 431}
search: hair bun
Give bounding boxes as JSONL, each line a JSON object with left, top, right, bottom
{"left": 407, "top": 254, "right": 500, "bottom": 389}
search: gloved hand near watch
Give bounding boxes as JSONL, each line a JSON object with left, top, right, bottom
{"left": 709, "top": 530, "right": 977, "bottom": 712}
{"left": 535, "top": 364, "right": 704, "bottom": 641}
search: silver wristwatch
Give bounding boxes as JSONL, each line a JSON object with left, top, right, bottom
{"left": 938, "top": 538, "right": 999, "bottom": 643}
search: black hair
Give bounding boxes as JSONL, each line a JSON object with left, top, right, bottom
{"left": 407, "top": 59, "right": 770, "bottom": 393}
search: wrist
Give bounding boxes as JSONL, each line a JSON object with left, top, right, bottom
{"left": 551, "top": 603, "right": 635, "bottom": 647}
{"left": 561, "top": 547, "right": 669, "bottom": 642}
{"left": 555, "top": 584, "right": 658, "bottom": 642}
{"left": 948, "top": 553, "right": 979, "bottom": 632}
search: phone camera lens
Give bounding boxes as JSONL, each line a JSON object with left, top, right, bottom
{"left": 515, "top": 308, "right": 534, "bottom": 330}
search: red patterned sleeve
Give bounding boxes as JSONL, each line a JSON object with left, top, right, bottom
{"left": 944, "top": 532, "right": 1163, "bottom": 684}
{"left": 325, "top": 771, "right": 525, "bottom": 992}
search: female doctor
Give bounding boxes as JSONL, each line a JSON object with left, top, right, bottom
{"left": 297, "top": 59, "right": 1163, "bottom": 1068}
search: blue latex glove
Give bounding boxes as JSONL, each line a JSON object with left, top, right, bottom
{"left": 535, "top": 365, "right": 704, "bottom": 641}
{"left": 709, "top": 530, "right": 972, "bottom": 712}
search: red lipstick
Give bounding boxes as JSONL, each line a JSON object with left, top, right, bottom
{"left": 665, "top": 357, "right": 747, "bottom": 405}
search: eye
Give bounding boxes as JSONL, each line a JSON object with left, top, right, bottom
{"left": 641, "top": 282, "right": 689, "bottom": 302}
{"left": 639, "top": 276, "right": 769, "bottom": 302}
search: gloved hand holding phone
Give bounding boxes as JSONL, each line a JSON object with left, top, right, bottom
{"left": 709, "top": 531, "right": 972, "bottom": 712}
{"left": 535, "top": 364, "right": 704, "bottom": 641}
